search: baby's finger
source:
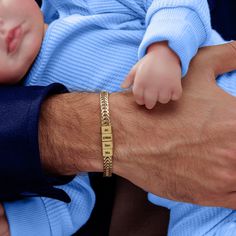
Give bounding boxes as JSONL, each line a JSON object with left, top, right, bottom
{"left": 121, "top": 73, "right": 135, "bottom": 88}
{"left": 171, "top": 86, "right": 183, "bottom": 101}
{"left": 121, "top": 63, "right": 138, "bottom": 88}
{"left": 144, "top": 89, "right": 157, "bottom": 109}
{"left": 122, "top": 60, "right": 143, "bottom": 88}
{"left": 133, "top": 84, "right": 144, "bottom": 105}
{"left": 158, "top": 91, "right": 171, "bottom": 104}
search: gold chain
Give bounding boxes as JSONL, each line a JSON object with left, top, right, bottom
{"left": 100, "top": 91, "right": 113, "bottom": 177}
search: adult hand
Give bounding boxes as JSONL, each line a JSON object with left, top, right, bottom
{"left": 112, "top": 41, "right": 236, "bottom": 209}
{"left": 39, "top": 42, "right": 236, "bottom": 209}
{"left": 0, "top": 204, "right": 10, "bottom": 236}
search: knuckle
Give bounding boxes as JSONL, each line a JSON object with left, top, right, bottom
{"left": 171, "top": 86, "right": 182, "bottom": 97}
{"left": 134, "top": 92, "right": 143, "bottom": 102}
{"left": 159, "top": 96, "right": 170, "bottom": 104}
{"left": 171, "top": 93, "right": 181, "bottom": 101}
{"left": 133, "top": 87, "right": 143, "bottom": 97}
{"left": 177, "top": 86, "right": 183, "bottom": 95}
{"left": 134, "top": 79, "right": 145, "bottom": 90}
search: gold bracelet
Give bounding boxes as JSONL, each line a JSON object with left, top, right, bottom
{"left": 100, "top": 91, "right": 113, "bottom": 177}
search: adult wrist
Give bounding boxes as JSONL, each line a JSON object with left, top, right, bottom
{"left": 39, "top": 90, "right": 161, "bottom": 185}
{"left": 39, "top": 92, "right": 103, "bottom": 176}
{"left": 39, "top": 91, "right": 139, "bottom": 178}
{"left": 108, "top": 92, "right": 144, "bottom": 178}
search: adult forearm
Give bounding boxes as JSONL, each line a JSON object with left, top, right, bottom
{"left": 39, "top": 42, "right": 236, "bottom": 209}
{"left": 39, "top": 91, "right": 147, "bottom": 176}
{"left": 39, "top": 92, "right": 103, "bottom": 175}
{"left": 39, "top": 91, "right": 139, "bottom": 175}
{"left": 39, "top": 80, "right": 236, "bottom": 208}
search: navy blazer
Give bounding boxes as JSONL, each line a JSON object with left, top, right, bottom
{"left": 0, "top": 84, "right": 71, "bottom": 202}
{"left": 210, "top": 0, "right": 236, "bottom": 40}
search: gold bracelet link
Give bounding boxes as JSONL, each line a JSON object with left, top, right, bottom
{"left": 100, "top": 91, "right": 113, "bottom": 177}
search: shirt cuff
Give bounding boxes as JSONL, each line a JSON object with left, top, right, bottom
{"left": 4, "top": 174, "right": 95, "bottom": 236}
{"left": 4, "top": 198, "right": 51, "bottom": 236}
{"left": 138, "top": 7, "right": 207, "bottom": 76}
{"left": 0, "top": 83, "right": 72, "bottom": 202}
{"left": 42, "top": 175, "right": 95, "bottom": 236}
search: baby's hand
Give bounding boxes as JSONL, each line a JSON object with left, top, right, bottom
{"left": 122, "top": 42, "right": 182, "bottom": 109}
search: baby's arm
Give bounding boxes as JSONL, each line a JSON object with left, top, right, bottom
{"left": 123, "top": 0, "right": 212, "bottom": 109}
{"left": 3, "top": 174, "right": 95, "bottom": 236}
{"left": 122, "top": 41, "right": 182, "bottom": 109}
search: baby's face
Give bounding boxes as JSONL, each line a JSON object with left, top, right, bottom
{"left": 0, "top": 0, "right": 45, "bottom": 83}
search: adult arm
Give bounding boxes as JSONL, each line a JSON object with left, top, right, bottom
{"left": 40, "top": 41, "right": 236, "bottom": 209}
{"left": 1, "top": 42, "right": 236, "bottom": 207}
{"left": 1, "top": 41, "right": 236, "bottom": 236}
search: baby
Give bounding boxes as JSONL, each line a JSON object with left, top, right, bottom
{"left": 2, "top": 1, "right": 181, "bottom": 110}
{"left": 2, "top": 0, "right": 236, "bottom": 236}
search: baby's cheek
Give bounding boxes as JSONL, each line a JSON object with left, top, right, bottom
{"left": 5, "top": 61, "right": 27, "bottom": 84}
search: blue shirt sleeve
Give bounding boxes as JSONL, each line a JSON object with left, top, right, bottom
{"left": 0, "top": 83, "right": 72, "bottom": 202}
{"left": 138, "top": 0, "right": 212, "bottom": 76}
{"left": 4, "top": 174, "right": 95, "bottom": 236}
{"left": 41, "top": 0, "right": 59, "bottom": 24}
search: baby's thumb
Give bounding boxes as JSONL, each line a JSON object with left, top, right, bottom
{"left": 121, "top": 63, "right": 139, "bottom": 88}
{"left": 121, "top": 74, "right": 135, "bottom": 88}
